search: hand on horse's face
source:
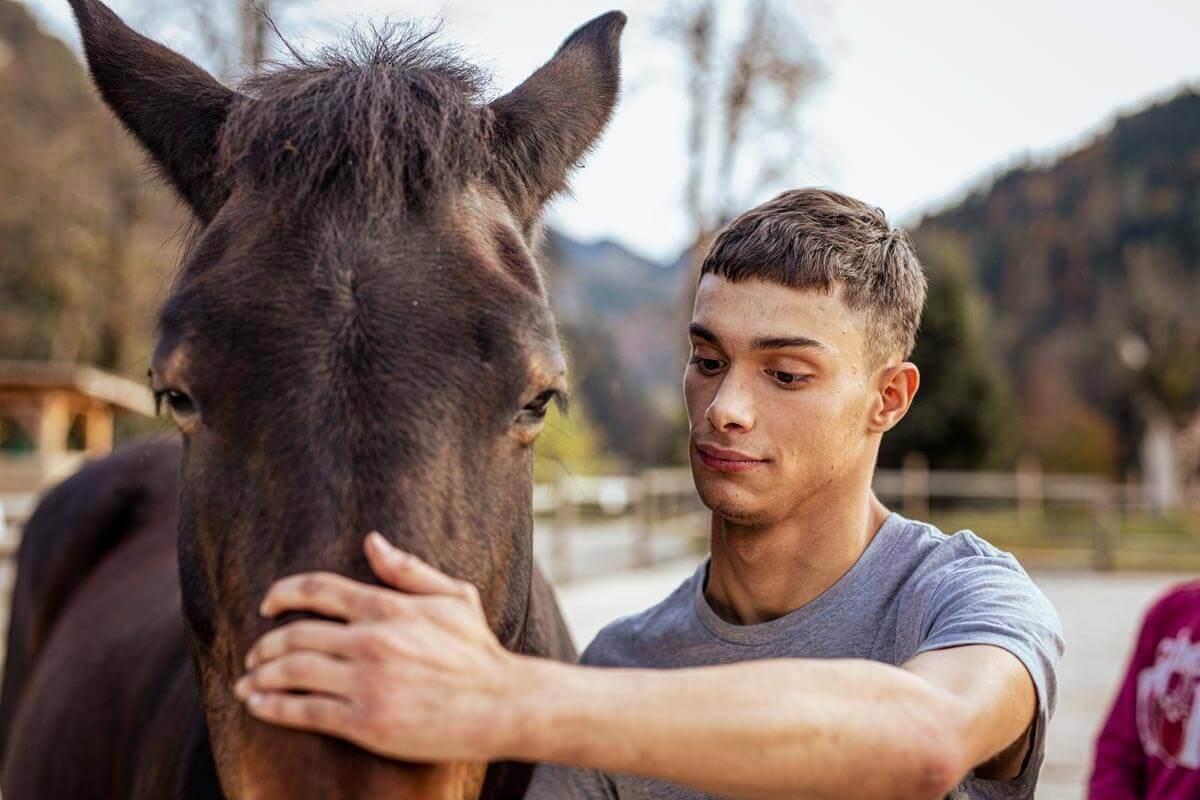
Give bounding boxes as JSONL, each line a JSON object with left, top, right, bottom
{"left": 235, "top": 533, "right": 524, "bottom": 763}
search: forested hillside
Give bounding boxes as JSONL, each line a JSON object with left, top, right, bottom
{"left": 6, "top": 0, "right": 1196, "bottom": 477}
{"left": 911, "top": 89, "right": 1200, "bottom": 475}
{"left": 0, "top": 0, "right": 184, "bottom": 374}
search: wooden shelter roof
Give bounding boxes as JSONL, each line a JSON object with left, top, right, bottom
{"left": 0, "top": 361, "right": 154, "bottom": 417}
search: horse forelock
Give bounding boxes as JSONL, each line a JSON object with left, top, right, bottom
{"left": 216, "top": 22, "right": 500, "bottom": 216}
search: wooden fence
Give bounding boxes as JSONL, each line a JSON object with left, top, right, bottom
{"left": 533, "top": 457, "right": 1200, "bottom": 579}
{"left": 2, "top": 461, "right": 1198, "bottom": 591}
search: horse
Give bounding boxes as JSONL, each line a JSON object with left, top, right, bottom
{"left": 0, "top": 2, "right": 625, "bottom": 797}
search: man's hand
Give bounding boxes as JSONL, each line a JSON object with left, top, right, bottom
{"left": 235, "top": 532, "right": 523, "bottom": 763}
{"left": 235, "top": 535, "right": 1039, "bottom": 800}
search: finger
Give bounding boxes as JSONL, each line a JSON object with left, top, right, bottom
{"left": 365, "top": 532, "right": 474, "bottom": 601}
{"left": 260, "top": 572, "right": 402, "bottom": 621}
{"left": 244, "top": 690, "right": 358, "bottom": 740}
{"left": 237, "top": 652, "right": 355, "bottom": 699}
{"left": 246, "top": 620, "right": 361, "bottom": 669}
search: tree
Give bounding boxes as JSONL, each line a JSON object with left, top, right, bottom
{"left": 658, "top": 0, "right": 823, "bottom": 256}
{"left": 1099, "top": 243, "right": 1200, "bottom": 507}
{"left": 0, "top": 0, "right": 306, "bottom": 379}
{"left": 909, "top": 89, "right": 1200, "bottom": 486}
{"left": 133, "top": 0, "right": 297, "bottom": 79}
{"left": 880, "top": 231, "right": 1019, "bottom": 470}
{"left": 0, "top": 0, "right": 181, "bottom": 373}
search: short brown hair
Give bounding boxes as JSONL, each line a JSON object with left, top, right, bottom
{"left": 699, "top": 188, "right": 927, "bottom": 365}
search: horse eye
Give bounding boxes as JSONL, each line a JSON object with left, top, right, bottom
{"left": 523, "top": 391, "right": 556, "bottom": 419}
{"left": 155, "top": 389, "right": 196, "bottom": 419}
{"left": 517, "top": 389, "right": 565, "bottom": 426}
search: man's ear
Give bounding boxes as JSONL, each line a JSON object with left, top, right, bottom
{"left": 871, "top": 362, "right": 920, "bottom": 434}
{"left": 68, "top": 0, "right": 238, "bottom": 222}
{"left": 489, "top": 11, "right": 626, "bottom": 228}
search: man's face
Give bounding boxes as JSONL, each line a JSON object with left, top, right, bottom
{"left": 684, "top": 274, "right": 883, "bottom": 526}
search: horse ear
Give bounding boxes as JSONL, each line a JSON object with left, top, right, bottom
{"left": 489, "top": 11, "right": 626, "bottom": 225}
{"left": 68, "top": 0, "right": 237, "bottom": 222}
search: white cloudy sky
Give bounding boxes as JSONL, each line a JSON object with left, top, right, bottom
{"left": 28, "top": 0, "right": 1200, "bottom": 261}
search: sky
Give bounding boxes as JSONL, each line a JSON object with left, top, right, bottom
{"left": 28, "top": 0, "right": 1200, "bottom": 262}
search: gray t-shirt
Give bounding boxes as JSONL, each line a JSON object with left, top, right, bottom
{"left": 527, "top": 511, "right": 1064, "bottom": 799}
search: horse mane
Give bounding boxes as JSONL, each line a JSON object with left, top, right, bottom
{"left": 217, "top": 23, "right": 495, "bottom": 215}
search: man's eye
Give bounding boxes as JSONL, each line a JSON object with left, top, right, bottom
{"left": 689, "top": 356, "right": 723, "bottom": 374}
{"left": 767, "top": 370, "right": 811, "bottom": 386}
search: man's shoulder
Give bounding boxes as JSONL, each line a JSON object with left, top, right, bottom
{"left": 893, "top": 514, "right": 1063, "bottom": 656}
{"left": 578, "top": 567, "right": 703, "bottom": 668}
{"left": 891, "top": 513, "right": 1030, "bottom": 586}
{"left": 885, "top": 514, "right": 1058, "bottom": 632}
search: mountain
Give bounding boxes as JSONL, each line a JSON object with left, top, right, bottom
{"left": 539, "top": 231, "right": 689, "bottom": 466}
{"left": 911, "top": 87, "right": 1200, "bottom": 475}
{"left": 543, "top": 233, "right": 679, "bottom": 317}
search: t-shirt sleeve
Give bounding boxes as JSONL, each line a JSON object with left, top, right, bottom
{"left": 910, "top": 543, "right": 1065, "bottom": 797}
{"left": 525, "top": 763, "right": 620, "bottom": 800}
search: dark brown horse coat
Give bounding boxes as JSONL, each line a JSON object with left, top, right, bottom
{"left": 0, "top": 2, "right": 624, "bottom": 797}
{"left": 0, "top": 438, "right": 222, "bottom": 798}
{"left": 0, "top": 438, "right": 572, "bottom": 798}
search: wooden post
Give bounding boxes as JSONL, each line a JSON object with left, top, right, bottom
{"left": 36, "top": 391, "right": 71, "bottom": 456}
{"left": 1091, "top": 487, "right": 1116, "bottom": 571}
{"left": 551, "top": 477, "right": 573, "bottom": 583}
{"left": 635, "top": 471, "right": 655, "bottom": 568}
{"left": 84, "top": 405, "right": 114, "bottom": 456}
{"left": 902, "top": 451, "right": 930, "bottom": 520}
{"left": 1016, "top": 454, "right": 1044, "bottom": 533}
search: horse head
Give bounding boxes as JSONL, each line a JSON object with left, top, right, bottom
{"left": 66, "top": 1, "right": 624, "bottom": 796}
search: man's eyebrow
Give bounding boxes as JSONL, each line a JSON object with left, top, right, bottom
{"left": 750, "top": 335, "right": 828, "bottom": 352}
{"left": 688, "top": 323, "right": 719, "bottom": 344}
{"left": 690, "top": 323, "right": 828, "bottom": 353}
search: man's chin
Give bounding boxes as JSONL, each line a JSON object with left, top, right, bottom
{"left": 697, "top": 486, "right": 774, "bottom": 527}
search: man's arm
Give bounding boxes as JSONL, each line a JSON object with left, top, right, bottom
{"left": 237, "top": 534, "right": 1036, "bottom": 800}
{"left": 507, "top": 646, "right": 1033, "bottom": 800}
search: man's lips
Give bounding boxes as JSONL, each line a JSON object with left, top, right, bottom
{"left": 694, "top": 443, "right": 767, "bottom": 472}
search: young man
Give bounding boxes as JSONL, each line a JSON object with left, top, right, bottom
{"left": 234, "top": 189, "right": 1065, "bottom": 799}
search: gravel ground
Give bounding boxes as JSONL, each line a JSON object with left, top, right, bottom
{"left": 553, "top": 560, "right": 1186, "bottom": 799}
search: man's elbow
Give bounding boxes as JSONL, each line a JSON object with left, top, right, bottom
{"left": 907, "top": 741, "right": 968, "bottom": 800}
{"left": 894, "top": 717, "right": 971, "bottom": 800}
{"left": 788, "top": 732, "right": 966, "bottom": 800}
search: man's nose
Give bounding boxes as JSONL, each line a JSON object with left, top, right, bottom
{"left": 705, "top": 372, "right": 755, "bottom": 433}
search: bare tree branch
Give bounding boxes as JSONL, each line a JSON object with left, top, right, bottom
{"left": 659, "top": 0, "right": 822, "bottom": 247}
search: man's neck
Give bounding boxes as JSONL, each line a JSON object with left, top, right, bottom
{"left": 704, "top": 490, "right": 893, "bottom": 625}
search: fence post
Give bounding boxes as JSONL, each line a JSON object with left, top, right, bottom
{"left": 1091, "top": 486, "right": 1116, "bottom": 571}
{"left": 635, "top": 471, "right": 655, "bottom": 568}
{"left": 902, "top": 452, "right": 930, "bottom": 520}
{"left": 1016, "top": 454, "right": 1044, "bottom": 533}
{"left": 551, "top": 476, "right": 573, "bottom": 582}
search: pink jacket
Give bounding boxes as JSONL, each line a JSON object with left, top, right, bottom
{"left": 1090, "top": 581, "right": 1200, "bottom": 799}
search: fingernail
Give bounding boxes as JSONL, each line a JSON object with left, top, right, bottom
{"left": 249, "top": 692, "right": 265, "bottom": 706}
{"left": 234, "top": 677, "right": 249, "bottom": 699}
{"left": 245, "top": 651, "right": 256, "bottom": 669}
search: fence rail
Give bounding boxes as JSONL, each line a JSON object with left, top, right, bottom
{"left": 1, "top": 463, "right": 1198, "bottom": 589}
{"left": 533, "top": 459, "right": 1200, "bottom": 580}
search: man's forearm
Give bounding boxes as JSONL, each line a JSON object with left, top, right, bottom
{"left": 499, "top": 656, "right": 969, "bottom": 800}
